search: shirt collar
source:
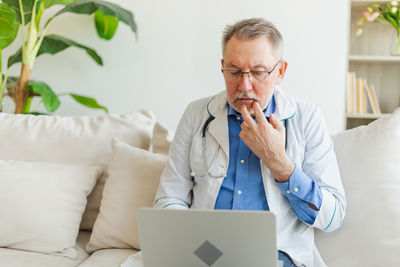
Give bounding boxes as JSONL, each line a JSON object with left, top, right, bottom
{"left": 227, "top": 94, "right": 276, "bottom": 118}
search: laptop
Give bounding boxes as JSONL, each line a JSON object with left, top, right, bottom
{"left": 137, "top": 208, "right": 281, "bottom": 267}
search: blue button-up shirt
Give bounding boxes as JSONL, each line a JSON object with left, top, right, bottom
{"left": 214, "top": 96, "right": 323, "bottom": 224}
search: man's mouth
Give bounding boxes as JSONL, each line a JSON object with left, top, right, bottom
{"left": 237, "top": 98, "right": 256, "bottom": 105}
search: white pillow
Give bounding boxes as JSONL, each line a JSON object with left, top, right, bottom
{"left": 0, "top": 111, "right": 155, "bottom": 230}
{"left": 86, "top": 138, "right": 167, "bottom": 252}
{"left": 0, "top": 160, "right": 102, "bottom": 258}
{"left": 151, "top": 122, "right": 174, "bottom": 155}
{"left": 315, "top": 108, "right": 400, "bottom": 267}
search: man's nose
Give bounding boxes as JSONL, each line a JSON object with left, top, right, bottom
{"left": 238, "top": 72, "right": 253, "bottom": 92}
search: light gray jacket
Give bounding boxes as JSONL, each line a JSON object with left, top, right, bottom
{"left": 154, "top": 86, "right": 346, "bottom": 267}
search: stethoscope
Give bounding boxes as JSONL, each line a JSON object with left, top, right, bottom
{"left": 192, "top": 97, "right": 289, "bottom": 178}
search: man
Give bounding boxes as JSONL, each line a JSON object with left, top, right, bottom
{"left": 154, "top": 18, "right": 346, "bottom": 267}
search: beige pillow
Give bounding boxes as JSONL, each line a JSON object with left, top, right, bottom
{"left": 0, "top": 160, "right": 102, "bottom": 258}
{"left": 151, "top": 122, "right": 174, "bottom": 155}
{"left": 315, "top": 108, "right": 400, "bottom": 267}
{"left": 86, "top": 138, "right": 167, "bottom": 252}
{"left": 0, "top": 111, "right": 155, "bottom": 230}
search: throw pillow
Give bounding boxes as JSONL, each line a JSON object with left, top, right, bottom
{"left": 151, "top": 122, "right": 174, "bottom": 155}
{"left": 0, "top": 160, "right": 102, "bottom": 259}
{"left": 0, "top": 111, "right": 155, "bottom": 230}
{"left": 315, "top": 108, "right": 400, "bottom": 267}
{"left": 86, "top": 138, "right": 167, "bottom": 252}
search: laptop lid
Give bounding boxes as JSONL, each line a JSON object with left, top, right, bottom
{"left": 137, "top": 208, "right": 277, "bottom": 267}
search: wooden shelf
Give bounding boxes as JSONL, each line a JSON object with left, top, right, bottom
{"left": 351, "top": 0, "right": 392, "bottom": 8}
{"left": 346, "top": 0, "right": 399, "bottom": 129}
{"left": 351, "top": 0, "right": 391, "bottom": 2}
{"left": 349, "top": 55, "right": 400, "bottom": 62}
{"left": 346, "top": 113, "right": 389, "bottom": 119}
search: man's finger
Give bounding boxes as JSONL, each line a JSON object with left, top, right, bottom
{"left": 239, "top": 131, "right": 248, "bottom": 142}
{"left": 253, "top": 102, "right": 268, "bottom": 125}
{"left": 270, "top": 113, "right": 283, "bottom": 131}
{"left": 240, "top": 105, "right": 257, "bottom": 129}
{"left": 241, "top": 121, "right": 250, "bottom": 131}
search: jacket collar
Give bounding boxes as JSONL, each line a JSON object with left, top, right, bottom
{"left": 272, "top": 85, "right": 297, "bottom": 121}
{"left": 206, "top": 91, "right": 229, "bottom": 159}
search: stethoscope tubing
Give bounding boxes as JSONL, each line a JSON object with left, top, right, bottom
{"left": 197, "top": 113, "right": 288, "bottom": 178}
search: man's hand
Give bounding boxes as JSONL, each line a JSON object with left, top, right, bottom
{"left": 239, "top": 102, "right": 294, "bottom": 182}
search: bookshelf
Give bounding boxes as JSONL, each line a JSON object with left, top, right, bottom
{"left": 346, "top": 0, "right": 400, "bottom": 129}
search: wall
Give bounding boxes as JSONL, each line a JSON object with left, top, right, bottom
{"left": 3, "top": 0, "right": 349, "bottom": 134}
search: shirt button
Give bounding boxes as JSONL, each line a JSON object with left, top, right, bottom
{"left": 294, "top": 187, "right": 299, "bottom": 192}
{"left": 240, "top": 159, "right": 245, "bottom": 164}
{"left": 190, "top": 171, "right": 196, "bottom": 177}
{"left": 237, "top": 116, "right": 241, "bottom": 120}
{"left": 286, "top": 190, "right": 291, "bottom": 194}
{"left": 237, "top": 190, "right": 242, "bottom": 195}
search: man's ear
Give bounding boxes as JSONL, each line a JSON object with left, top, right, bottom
{"left": 275, "top": 61, "right": 288, "bottom": 84}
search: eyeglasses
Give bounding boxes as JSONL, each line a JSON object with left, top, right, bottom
{"left": 221, "top": 59, "right": 281, "bottom": 82}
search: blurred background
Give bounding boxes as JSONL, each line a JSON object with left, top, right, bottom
{"left": 2, "top": 0, "right": 349, "bottom": 134}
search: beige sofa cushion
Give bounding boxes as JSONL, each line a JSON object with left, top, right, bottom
{"left": 0, "top": 111, "right": 155, "bottom": 230}
{"left": 86, "top": 138, "right": 167, "bottom": 252}
{"left": 78, "top": 249, "right": 138, "bottom": 267}
{"left": 0, "top": 160, "right": 102, "bottom": 258}
{"left": 315, "top": 108, "right": 400, "bottom": 267}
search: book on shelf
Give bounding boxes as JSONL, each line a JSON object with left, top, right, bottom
{"left": 366, "top": 84, "right": 381, "bottom": 114}
{"left": 346, "top": 72, "right": 381, "bottom": 115}
{"left": 360, "top": 79, "right": 367, "bottom": 114}
{"left": 354, "top": 77, "right": 360, "bottom": 113}
{"left": 346, "top": 72, "right": 355, "bottom": 114}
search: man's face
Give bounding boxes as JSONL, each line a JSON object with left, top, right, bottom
{"left": 222, "top": 35, "right": 287, "bottom": 115}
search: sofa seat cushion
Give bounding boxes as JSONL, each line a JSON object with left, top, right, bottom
{"left": 0, "top": 231, "right": 90, "bottom": 267}
{"left": 78, "top": 249, "right": 138, "bottom": 267}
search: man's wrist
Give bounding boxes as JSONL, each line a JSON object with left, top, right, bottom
{"left": 267, "top": 155, "right": 295, "bottom": 183}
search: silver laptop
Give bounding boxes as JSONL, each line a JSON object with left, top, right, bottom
{"left": 137, "top": 208, "right": 279, "bottom": 267}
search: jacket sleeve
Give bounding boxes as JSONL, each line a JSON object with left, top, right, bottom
{"left": 302, "top": 106, "right": 347, "bottom": 232}
{"left": 153, "top": 104, "right": 194, "bottom": 209}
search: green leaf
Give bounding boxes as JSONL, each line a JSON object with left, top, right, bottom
{"left": 26, "top": 80, "right": 61, "bottom": 112}
{"left": 8, "top": 34, "right": 103, "bottom": 67}
{"left": 0, "top": 3, "right": 20, "bottom": 49}
{"left": 49, "top": 0, "right": 137, "bottom": 36}
{"left": 23, "top": 96, "right": 33, "bottom": 113}
{"left": 5, "top": 75, "right": 19, "bottom": 91}
{"left": 2, "top": 0, "right": 42, "bottom": 24}
{"left": 35, "top": 2, "right": 45, "bottom": 30}
{"left": 69, "top": 93, "right": 108, "bottom": 113}
{"left": 6, "top": 75, "right": 19, "bottom": 84}
{"left": 94, "top": 9, "right": 118, "bottom": 40}
{"left": 42, "top": 0, "right": 84, "bottom": 8}
{"left": 7, "top": 47, "right": 21, "bottom": 67}
{"left": 384, "top": 12, "right": 399, "bottom": 28}
{"left": 388, "top": 3, "right": 397, "bottom": 16}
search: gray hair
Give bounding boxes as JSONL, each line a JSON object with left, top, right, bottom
{"left": 222, "top": 18, "right": 283, "bottom": 58}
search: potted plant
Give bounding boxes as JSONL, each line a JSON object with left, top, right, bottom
{"left": 0, "top": 0, "right": 137, "bottom": 114}
{"left": 356, "top": 1, "right": 400, "bottom": 56}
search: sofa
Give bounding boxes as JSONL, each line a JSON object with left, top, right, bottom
{"left": 0, "top": 107, "right": 399, "bottom": 267}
